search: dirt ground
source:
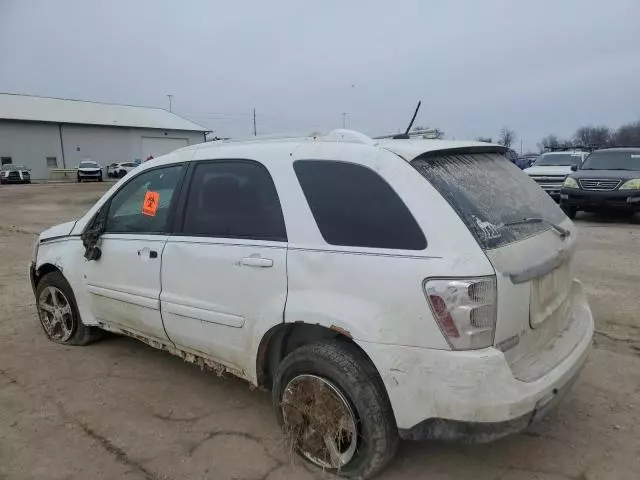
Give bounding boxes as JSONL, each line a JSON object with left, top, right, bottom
{"left": 1, "top": 182, "right": 639, "bottom": 480}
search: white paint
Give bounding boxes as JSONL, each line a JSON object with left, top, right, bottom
{"left": 84, "top": 234, "right": 170, "bottom": 342}
{"left": 34, "top": 130, "right": 595, "bottom": 434}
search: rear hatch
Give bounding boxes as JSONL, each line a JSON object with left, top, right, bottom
{"left": 412, "top": 150, "right": 590, "bottom": 381}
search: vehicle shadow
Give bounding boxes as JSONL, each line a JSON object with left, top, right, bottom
{"left": 575, "top": 211, "right": 640, "bottom": 225}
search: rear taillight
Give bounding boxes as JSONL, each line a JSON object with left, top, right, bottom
{"left": 424, "top": 277, "right": 497, "bottom": 350}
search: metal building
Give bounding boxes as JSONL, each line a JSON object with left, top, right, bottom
{"left": 0, "top": 93, "right": 208, "bottom": 180}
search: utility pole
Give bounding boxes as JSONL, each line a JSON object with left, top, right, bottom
{"left": 253, "top": 108, "right": 257, "bottom": 136}
{"left": 167, "top": 94, "right": 173, "bottom": 112}
{"left": 342, "top": 112, "right": 348, "bottom": 129}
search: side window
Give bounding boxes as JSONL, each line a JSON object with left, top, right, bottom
{"left": 105, "top": 164, "right": 184, "bottom": 234}
{"left": 181, "top": 160, "right": 286, "bottom": 241}
{"left": 294, "top": 160, "right": 426, "bottom": 250}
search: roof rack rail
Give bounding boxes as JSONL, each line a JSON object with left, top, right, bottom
{"left": 210, "top": 129, "right": 375, "bottom": 145}
{"left": 544, "top": 144, "right": 599, "bottom": 153}
{"left": 374, "top": 128, "right": 444, "bottom": 140}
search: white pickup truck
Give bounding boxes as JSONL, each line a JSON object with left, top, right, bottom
{"left": 525, "top": 151, "right": 588, "bottom": 201}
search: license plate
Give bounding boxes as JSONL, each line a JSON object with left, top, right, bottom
{"left": 530, "top": 263, "right": 572, "bottom": 328}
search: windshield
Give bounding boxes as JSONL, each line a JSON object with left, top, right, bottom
{"left": 79, "top": 162, "right": 98, "bottom": 168}
{"left": 1, "top": 164, "right": 26, "bottom": 170}
{"left": 581, "top": 150, "right": 640, "bottom": 170}
{"left": 412, "top": 152, "right": 566, "bottom": 249}
{"left": 533, "top": 153, "right": 583, "bottom": 166}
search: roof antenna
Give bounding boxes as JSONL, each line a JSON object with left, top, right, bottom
{"left": 392, "top": 100, "right": 422, "bottom": 139}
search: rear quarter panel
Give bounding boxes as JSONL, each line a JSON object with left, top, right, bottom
{"left": 282, "top": 143, "right": 495, "bottom": 347}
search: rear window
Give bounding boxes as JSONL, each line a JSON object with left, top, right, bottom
{"left": 294, "top": 160, "right": 426, "bottom": 250}
{"left": 412, "top": 152, "right": 566, "bottom": 249}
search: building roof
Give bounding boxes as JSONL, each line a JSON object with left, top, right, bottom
{"left": 0, "top": 93, "right": 209, "bottom": 132}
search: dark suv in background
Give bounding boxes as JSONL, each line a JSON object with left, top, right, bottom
{"left": 560, "top": 148, "right": 640, "bottom": 218}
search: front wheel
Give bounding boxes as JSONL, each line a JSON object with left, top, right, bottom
{"left": 273, "top": 341, "right": 398, "bottom": 479}
{"left": 35, "top": 271, "right": 103, "bottom": 345}
{"left": 77, "top": 176, "right": 82, "bottom": 183}
{"left": 562, "top": 205, "right": 577, "bottom": 219}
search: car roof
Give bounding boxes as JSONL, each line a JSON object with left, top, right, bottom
{"left": 541, "top": 151, "right": 586, "bottom": 155}
{"left": 591, "top": 147, "right": 640, "bottom": 153}
{"left": 171, "top": 129, "right": 506, "bottom": 164}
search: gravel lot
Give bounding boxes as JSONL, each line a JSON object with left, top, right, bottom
{"left": 1, "top": 182, "right": 639, "bottom": 480}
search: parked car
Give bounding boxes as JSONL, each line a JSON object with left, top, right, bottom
{"left": 108, "top": 162, "right": 137, "bottom": 178}
{"left": 522, "top": 154, "right": 539, "bottom": 168}
{"left": 560, "top": 147, "right": 640, "bottom": 219}
{"left": 524, "top": 151, "right": 588, "bottom": 201}
{"left": 0, "top": 164, "right": 31, "bottom": 184}
{"left": 76, "top": 160, "right": 103, "bottom": 182}
{"left": 29, "top": 130, "right": 594, "bottom": 479}
{"left": 106, "top": 163, "right": 118, "bottom": 178}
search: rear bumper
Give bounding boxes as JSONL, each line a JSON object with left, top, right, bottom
{"left": 357, "top": 285, "right": 594, "bottom": 441}
{"left": 561, "top": 188, "right": 640, "bottom": 210}
{"left": 400, "top": 361, "right": 582, "bottom": 442}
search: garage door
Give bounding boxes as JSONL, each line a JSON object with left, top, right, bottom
{"left": 141, "top": 137, "right": 189, "bottom": 159}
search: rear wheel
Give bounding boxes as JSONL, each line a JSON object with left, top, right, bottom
{"left": 35, "top": 271, "right": 103, "bottom": 345}
{"left": 273, "top": 340, "right": 398, "bottom": 479}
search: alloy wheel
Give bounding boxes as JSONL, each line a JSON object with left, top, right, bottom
{"left": 37, "top": 286, "right": 75, "bottom": 342}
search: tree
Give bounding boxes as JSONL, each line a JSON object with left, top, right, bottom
{"left": 574, "top": 125, "right": 611, "bottom": 147}
{"left": 612, "top": 120, "right": 640, "bottom": 147}
{"left": 537, "top": 134, "right": 560, "bottom": 152}
{"left": 475, "top": 136, "right": 493, "bottom": 143}
{"left": 498, "top": 128, "right": 516, "bottom": 148}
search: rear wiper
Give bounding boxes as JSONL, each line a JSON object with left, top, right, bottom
{"left": 502, "top": 217, "right": 571, "bottom": 239}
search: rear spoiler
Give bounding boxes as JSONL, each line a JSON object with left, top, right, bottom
{"left": 409, "top": 145, "right": 509, "bottom": 161}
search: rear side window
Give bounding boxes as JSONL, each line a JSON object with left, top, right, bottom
{"left": 181, "top": 160, "right": 287, "bottom": 241}
{"left": 412, "top": 152, "right": 566, "bottom": 249}
{"left": 294, "top": 160, "right": 426, "bottom": 250}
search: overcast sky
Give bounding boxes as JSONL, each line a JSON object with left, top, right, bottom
{"left": 1, "top": 0, "right": 639, "bottom": 151}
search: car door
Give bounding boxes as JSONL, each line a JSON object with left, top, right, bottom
{"left": 84, "top": 163, "right": 186, "bottom": 342}
{"left": 160, "top": 159, "right": 288, "bottom": 375}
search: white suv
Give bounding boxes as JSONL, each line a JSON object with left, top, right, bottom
{"left": 29, "top": 130, "right": 594, "bottom": 479}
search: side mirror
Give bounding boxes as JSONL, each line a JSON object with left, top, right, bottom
{"left": 570, "top": 165, "right": 578, "bottom": 172}
{"left": 84, "top": 245, "right": 102, "bottom": 261}
{"left": 81, "top": 206, "right": 108, "bottom": 261}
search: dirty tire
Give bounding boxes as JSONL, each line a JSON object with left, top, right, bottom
{"left": 35, "top": 271, "right": 103, "bottom": 346}
{"left": 273, "top": 340, "right": 398, "bottom": 479}
{"left": 562, "top": 206, "right": 577, "bottom": 219}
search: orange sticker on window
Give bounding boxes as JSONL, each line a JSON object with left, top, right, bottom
{"left": 142, "top": 191, "right": 160, "bottom": 216}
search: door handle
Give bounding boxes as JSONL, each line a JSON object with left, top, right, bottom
{"left": 137, "top": 248, "right": 158, "bottom": 259}
{"left": 240, "top": 257, "right": 273, "bottom": 268}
